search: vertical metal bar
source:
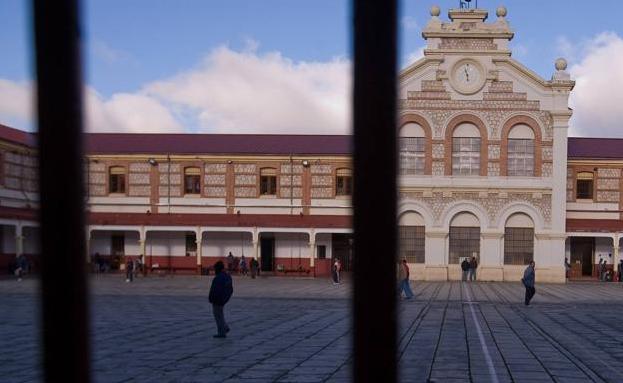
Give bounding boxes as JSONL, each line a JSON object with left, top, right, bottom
{"left": 352, "top": 0, "right": 398, "bottom": 382}
{"left": 32, "top": 0, "right": 90, "bottom": 382}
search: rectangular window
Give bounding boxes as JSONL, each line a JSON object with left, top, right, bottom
{"left": 507, "top": 139, "right": 534, "bottom": 176}
{"left": 109, "top": 167, "right": 126, "bottom": 194}
{"left": 504, "top": 227, "right": 534, "bottom": 265}
{"left": 185, "top": 233, "right": 197, "bottom": 256}
{"left": 448, "top": 226, "right": 480, "bottom": 264}
{"left": 576, "top": 179, "right": 593, "bottom": 199}
{"left": 184, "top": 167, "right": 201, "bottom": 194}
{"left": 399, "top": 137, "right": 425, "bottom": 175}
{"left": 317, "top": 245, "right": 326, "bottom": 260}
{"left": 260, "top": 175, "right": 277, "bottom": 195}
{"left": 399, "top": 226, "right": 425, "bottom": 263}
{"left": 452, "top": 137, "right": 480, "bottom": 176}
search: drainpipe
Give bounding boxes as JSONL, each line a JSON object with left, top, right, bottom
{"left": 290, "top": 154, "right": 294, "bottom": 215}
{"left": 167, "top": 154, "right": 171, "bottom": 214}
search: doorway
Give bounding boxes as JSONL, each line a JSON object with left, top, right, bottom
{"left": 111, "top": 234, "right": 125, "bottom": 270}
{"left": 332, "top": 234, "right": 353, "bottom": 271}
{"left": 570, "top": 237, "right": 594, "bottom": 277}
{"left": 260, "top": 236, "right": 275, "bottom": 272}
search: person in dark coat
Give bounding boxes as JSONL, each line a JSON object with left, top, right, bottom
{"left": 461, "top": 258, "right": 470, "bottom": 281}
{"left": 125, "top": 257, "right": 134, "bottom": 282}
{"left": 522, "top": 261, "right": 536, "bottom": 305}
{"left": 209, "top": 261, "right": 233, "bottom": 338}
{"left": 250, "top": 258, "right": 259, "bottom": 279}
{"left": 469, "top": 257, "right": 478, "bottom": 281}
{"left": 618, "top": 259, "right": 623, "bottom": 283}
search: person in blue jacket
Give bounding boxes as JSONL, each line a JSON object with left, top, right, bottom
{"left": 522, "top": 261, "right": 536, "bottom": 306}
{"left": 209, "top": 261, "right": 233, "bottom": 338}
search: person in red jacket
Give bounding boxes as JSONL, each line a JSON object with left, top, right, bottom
{"left": 209, "top": 261, "right": 233, "bottom": 338}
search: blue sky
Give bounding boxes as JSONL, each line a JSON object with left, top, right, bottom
{"left": 1, "top": 1, "right": 623, "bottom": 136}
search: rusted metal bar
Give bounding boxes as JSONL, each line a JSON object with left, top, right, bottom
{"left": 352, "top": 0, "right": 398, "bottom": 382}
{"left": 33, "top": 0, "right": 91, "bottom": 381}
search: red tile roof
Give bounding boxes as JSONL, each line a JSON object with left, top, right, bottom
{"left": 0, "top": 124, "right": 36, "bottom": 147}
{"left": 84, "top": 133, "right": 352, "bottom": 156}
{"left": 568, "top": 137, "right": 623, "bottom": 159}
{"left": 566, "top": 218, "right": 623, "bottom": 233}
{"left": 88, "top": 212, "right": 352, "bottom": 228}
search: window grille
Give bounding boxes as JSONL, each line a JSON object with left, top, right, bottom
{"left": 260, "top": 168, "right": 277, "bottom": 195}
{"left": 399, "top": 226, "right": 425, "bottom": 263}
{"left": 504, "top": 227, "right": 534, "bottom": 265}
{"left": 399, "top": 137, "right": 425, "bottom": 175}
{"left": 336, "top": 168, "right": 353, "bottom": 195}
{"left": 108, "top": 166, "right": 125, "bottom": 193}
{"left": 452, "top": 137, "right": 480, "bottom": 176}
{"left": 448, "top": 226, "right": 480, "bottom": 264}
{"left": 184, "top": 167, "right": 201, "bottom": 194}
{"left": 507, "top": 138, "right": 534, "bottom": 176}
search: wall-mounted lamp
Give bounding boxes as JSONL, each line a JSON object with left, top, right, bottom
{"left": 302, "top": 160, "right": 309, "bottom": 167}
{"left": 227, "top": 160, "right": 233, "bottom": 164}
{"left": 148, "top": 158, "right": 158, "bottom": 166}
{"left": 236, "top": 210, "right": 241, "bottom": 215}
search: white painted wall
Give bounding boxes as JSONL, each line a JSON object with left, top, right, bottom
{"left": 90, "top": 231, "right": 140, "bottom": 255}
{"left": 146, "top": 231, "right": 186, "bottom": 257}
{"left": 23, "top": 227, "right": 40, "bottom": 254}
{"left": 2, "top": 225, "right": 16, "bottom": 253}
{"left": 203, "top": 232, "right": 253, "bottom": 258}
{"left": 315, "top": 233, "right": 333, "bottom": 260}
{"left": 595, "top": 237, "right": 615, "bottom": 264}
{"left": 274, "top": 232, "right": 310, "bottom": 259}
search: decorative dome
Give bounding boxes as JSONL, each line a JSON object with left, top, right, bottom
{"left": 496, "top": 6, "right": 507, "bottom": 18}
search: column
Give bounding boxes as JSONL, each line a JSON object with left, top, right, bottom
{"left": 139, "top": 229, "right": 146, "bottom": 275}
{"left": 612, "top": 235, "right": 619, "bottom": 280}
{"left": 253, "top": 240, "right": 259, "bottom": 260}
{"left": 85, "top": 229, "right": 91, "bottom": 264}
{"left": 424, "top": 230, "right": 448, "bottom": 281}
{"left": 196, "top": 229, "right": 202, "bottom": 275}
{"left": 15, "top": 224, "right": 23, "bottom": 258}
{"left": 480, "top": 231, "right": 504, "bottom": 281}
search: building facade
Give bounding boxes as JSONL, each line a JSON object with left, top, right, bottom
{"left": 0, "top": 6, "right": 620, "bottom": 283}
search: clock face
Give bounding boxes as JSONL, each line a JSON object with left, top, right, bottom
{"left": 451, "top": 60, "right": 485, "bottom": 94}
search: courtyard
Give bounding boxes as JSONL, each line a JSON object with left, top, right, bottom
{"left": 1, "top": 275, "right": 623, "bottom": 382}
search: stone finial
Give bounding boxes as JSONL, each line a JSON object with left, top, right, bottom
{"left": 430, "top": 5, "right": 441, "bottom": 17}
{"left": 496, "top": 6, "right": 507, "bottom": 18}
{"left": 555, "top": 57, "right": 568, "bottom": 71}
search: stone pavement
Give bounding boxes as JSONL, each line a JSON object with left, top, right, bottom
{"left": 1, "top": 275, "right": 623, "bottom": 382}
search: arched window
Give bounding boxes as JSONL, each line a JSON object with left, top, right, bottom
{"left": 335, "top": 168, "right": 353, "bottom": 196}
{"left": 184, "top": 167, "right": 201, "bottom": 195}
{"left": 260, "top": 167, "right": 277, "bottom": 195}
{"left": 504, "top": 213, "right": 534, "bottom": 265}
{"left": 507, "top": 124, "right": 535, "bottom": 176}
{"left": 576, "top": 172, "right": 594, "bottom": 200}
{"left": 108, "top": 166, "right": 126, "bottom": 194}
{"left": 449, "top": 212, "right": 480, "bottom": 264}
{"left": 451, "top": 123, "right": 481, "bottom": 176}
{"left": 398, "top": 211, "right": 425, "bottom": 263}
{"left": 399, "top": 123, "right": 425, "bottom": 175}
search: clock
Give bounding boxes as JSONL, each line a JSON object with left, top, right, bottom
{"left": 450, "top": 59, "right": 485, "bottom": 94}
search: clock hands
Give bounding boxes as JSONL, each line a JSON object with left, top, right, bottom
{"left": 464, "top": 66, "right": 469, "bottom": 82}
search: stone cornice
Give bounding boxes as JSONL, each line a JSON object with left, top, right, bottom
{"left": 400, "top": 57, "right": 443, "bottom": 81}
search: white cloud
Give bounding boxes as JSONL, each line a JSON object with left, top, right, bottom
{"left": 402, "top": 46, "right": 425, "bottom": 68}
{"left": 145, "top": 46, "right": 351, "bottom": 134}
{"left": 566, "top": 32, "right": 623, "bottom": 137}
{"left": 91, "top": 39, "right": 137, "bottom": 66}
{"left": 85, "top": 89, "right": 183, "bottom": 133}
{"left": 0, "top": 79, "right": 33, "bottom": 129}
{"left": 402, "top": 16, "right": 419, "bottom": 30}
{"left": 0, "top": 45, "right": 351, "bottom": 135}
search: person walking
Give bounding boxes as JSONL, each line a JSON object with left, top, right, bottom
{"left": 250, "top": 257, "right": 258, "bottom": 279}
{"left": 398, "top": 259, "right": 414, "bottom": 299}
{"left": 14, "top": 254, "right": 27, "bottom": 282}
{"left": 209, "top": 261, "right": 233, "bottom": 338}
{"left": 125, "top": 257, "right": 134, "bottom": 282}
{"left": 227, "top": 252, "right": 235, "bottom": 273}
{"left": 598, "top": 258, "right": 605, "bottom": 281}
{"left": 239, "top": 255, "right": 248, "bottom": 276}
{"left": 564, "top": 258, "right": 571, "bottom": 280}
{"left": 522, "top": 261, "right": 536, "bottom": 306}
{"left": 618, "top": 259, "right": 623, "bottom": 284}
{"left": 461, "top": 258, "right": 470, "bottom": 281}
{"left": 336, "top": 259, "right": 342, "bottom": 284}
{"left": 332, "top": 258, "right": 339, "bottom": 285}
{"left": 469, "top": 256, "right": 478, "bottom": 281}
